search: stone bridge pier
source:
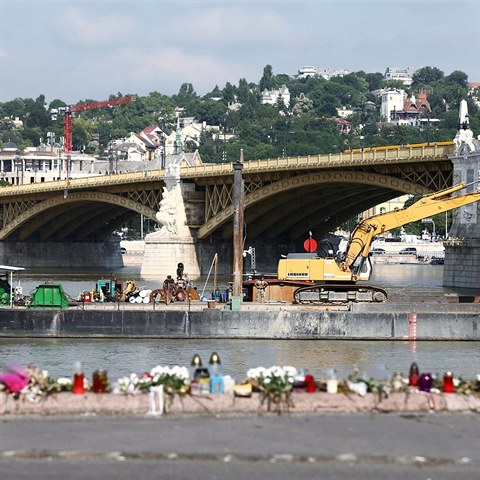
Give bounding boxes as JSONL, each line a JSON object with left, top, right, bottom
{"left": 443, "top": 102, "right": 480, "bottom": 290}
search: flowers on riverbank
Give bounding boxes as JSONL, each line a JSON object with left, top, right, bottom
{"left": 0, "top": 364, "right": 72, "bottom": 401}
{"left": 1, "top": 361, "right": 479, "bottom": 414}
{"left": 115, "top": 365, "right": 190, "bottom": 397}
{"left": 247, "top": 366, "right": 297, "bottom": 413}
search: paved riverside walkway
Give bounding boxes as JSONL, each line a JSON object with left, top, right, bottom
{"left": 1, "top": 412, "right": 478, "bottom": 480}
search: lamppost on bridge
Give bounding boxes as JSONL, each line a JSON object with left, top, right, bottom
{"left": 160, "top": 134, "right": 166, "bottom": 169}
{"left": 421, "top": 217, "right": 436, "bottom": 240}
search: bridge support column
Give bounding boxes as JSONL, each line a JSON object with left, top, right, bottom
{"left": 141, "top": 235, "right": 201, "bottom": 279}
{"left": 141, "top": 165, "right": 201, "bottom": 278}
{"left": 444, "top": 110, "right": 480, "bottom": 289}
{"left": 443, "top": 151, "right": 480, "bottom": 289}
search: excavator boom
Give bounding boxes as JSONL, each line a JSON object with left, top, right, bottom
{"left": 341, "top": 181, "right": 480, "bottom": 271}
{"left": 276, "top": 181, "right": 480, "bottom": 304}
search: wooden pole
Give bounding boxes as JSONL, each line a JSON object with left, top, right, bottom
{"left": 232, "top": 150, "right": 244, "bottom": 298}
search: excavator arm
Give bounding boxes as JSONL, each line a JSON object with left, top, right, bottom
{"left": 340, "top": 182, "right": 480, "bottom": 272}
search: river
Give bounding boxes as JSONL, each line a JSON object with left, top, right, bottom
{"left": 0, "top": 263, "right": 478, "bottom": 382}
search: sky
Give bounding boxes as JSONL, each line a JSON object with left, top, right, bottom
{"left": 0, "top": 0, "right": 479, "bottom": 105}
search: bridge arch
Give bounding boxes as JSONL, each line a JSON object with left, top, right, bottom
{"left": 198, "top": 171, "right": 430, "bottom": 239}
{"left": 0, "top": 191, "right": 158, "bottom": 240}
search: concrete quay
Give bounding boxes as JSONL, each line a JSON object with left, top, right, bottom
{"left": 0, "top": 298, "right": 478, "bottom": 340}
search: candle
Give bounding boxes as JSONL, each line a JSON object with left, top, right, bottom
{"left": 443, "top": 372, "right": 454, "bottom": 393}
{"left": 72, "top": 361, "right": 85, "bottom": 394}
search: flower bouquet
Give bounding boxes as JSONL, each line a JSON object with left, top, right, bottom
{"left": 247, "top": 366, "right": 296, "bottom": 414}
{"left": 115, "top": 365, "right": 190, "bottom": 413}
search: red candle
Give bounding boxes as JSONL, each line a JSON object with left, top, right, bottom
{"left": 72, "top": 373, "right": 85, "bottom": 394}
{"left": 305, "top": 375, "right": 316, "bottom": 393}
{"left": 443, "top": 372, "right": 454, "bottom": 393}
{"left": 408, "top": 362, "right": 419, "bottom": 387}
{"left": 72, "top": 361, "right": 85, "bottom": 394}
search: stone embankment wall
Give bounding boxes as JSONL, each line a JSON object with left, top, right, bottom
{"left": 1, "top": 391, "right": 479, "bottom": 416}
{"left": 0, "top": 304, "right": 478, "bottom": 340}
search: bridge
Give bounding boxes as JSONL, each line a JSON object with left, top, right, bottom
{"left": 0, "top": 144, "right": 453, "bottom": 248}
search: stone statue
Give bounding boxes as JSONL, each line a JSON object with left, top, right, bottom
{"left": 155, "top": 185, "right": 178, "bottom": 235}
{"left": 453, "top": 100, "right": 479, "bottom": 154}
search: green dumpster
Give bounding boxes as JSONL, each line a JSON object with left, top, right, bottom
{"left": 28, "top": 284, "right": 69, "bottom": 309}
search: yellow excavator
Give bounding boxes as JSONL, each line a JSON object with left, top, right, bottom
{"left": 277, "top": 182, "right": 480, "bottom": 304}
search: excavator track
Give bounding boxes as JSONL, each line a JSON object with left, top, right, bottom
{"left": 293, "top": 284, "right": 388, "bottom": 304}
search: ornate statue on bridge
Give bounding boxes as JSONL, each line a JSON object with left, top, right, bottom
{"left": 155, "top": 163, "right": 181, "bottom": 236}
{"left": 453, "top": 99, "right": 479, "bottom": 154}
{"left": 156, "top": 186, "right": 178, "bottom": 235}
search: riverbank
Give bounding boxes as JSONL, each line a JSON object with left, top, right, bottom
{"left": 2, "top": 390, "right": 479, "bottom": 417}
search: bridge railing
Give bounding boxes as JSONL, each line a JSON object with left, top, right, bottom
{"left": 0, "top": 169, "right": 167, "bottom": 196}
{"left": 181, "top": 144, "right": 453, "bottom": 177}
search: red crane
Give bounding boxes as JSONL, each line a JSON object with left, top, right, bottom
{"left": 58, "top": 96, "right": 134, "bottom": 153}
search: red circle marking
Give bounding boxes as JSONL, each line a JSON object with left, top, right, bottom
{"left": 303, "top": 238, "right": 318, "bottom": 252}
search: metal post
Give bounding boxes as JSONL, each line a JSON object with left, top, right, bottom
{"left": 232, "top": 150, "right": 244, "bottom": 306}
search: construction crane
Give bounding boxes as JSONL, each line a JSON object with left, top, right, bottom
{"left": 52, "top": 96, "right": 134, "bottom": 153}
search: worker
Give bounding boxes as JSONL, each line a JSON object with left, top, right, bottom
{"left": 222, "top": 288, "right": 229, "bottom": 303}
{"left": 176, "top": 262, "right": 184, "bottom": 279}
{"left": 213, "top": 288, "right": 222, "bottom": 302}
{"left": 254, "top": 276, "right": 268, "bottom": 303}
{"left": 163, "top": 275, "right": 175, "bottom": 304}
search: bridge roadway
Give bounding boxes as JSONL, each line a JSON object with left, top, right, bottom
{"left": 0, "top": 144, "right": 453, "bottom": 246}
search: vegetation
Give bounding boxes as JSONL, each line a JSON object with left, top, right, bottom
{"left": 1, "top": 65, "right": 478, "bottom": 162}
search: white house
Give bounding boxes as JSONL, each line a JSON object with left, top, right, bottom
{"left": 384, "top": 67, "right": 416, "bottom": 86}
{"left": 296, "top": 66, "right": 350, "bottom": 80}
{"left": 379, "top": 89, "right": 406, "bottom": 122}
{"left": 261, "top": 85, "right": 290, "bottom": 108}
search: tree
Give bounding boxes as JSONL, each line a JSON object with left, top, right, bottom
{"left": 259, "top": 64, "right": 275, "bottom": 91}
{"left": 25, "top": 95, "right": 50, "bottom": 130}
{"left": 237, "top": 78, "right": 251, "bottom": 104}
{"left": 194, "top": 100, "right": 227, "bottom": 125}
{"left": 1, "top": 98, "right": 27, "bottom": 118}
{"left": 172, "top": 83, "right": 197, "bottom": 108}
{"left": 412, "top": 66, "right": 444, "bottom": 85}
{"left": 222, "top": 82, "right": 236, "bottom": 105}
{"left": 445, "top": 70, "right": 468, "bottom": 87}
{"left": 205, "top": 85, "right": 222, "bottom": 99}
{"left": 364, "top": 72, "right": 384, "bottom": 91}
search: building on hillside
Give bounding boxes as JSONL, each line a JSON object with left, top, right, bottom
{"left": 379, "top": 89, "right": 406, "bottom": 122}
{"left": 467, "top": 82, "right": 480, "bottom": 107}
{"left": 336, "top": 106, "right": 354, "bottom": 118}
{"left": 384, "top": 67, "right": 416, "bottom": 86}
{"left": 335, "top": 118, "right": 352, "bottom": 134}
{"left": 296, "top": 66, "right": 317, "bottom": 79}
{"left": 389, "top": 91, "right": 439, "bottom": 127}
{"left": 296, "top": 66, "right": 350, "bottom": 80}
{"left": 261, "top": 85, "right": 290, "bottom": 108}
{"left": 1, "top": 141, "right": 20, "bottom": 154}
